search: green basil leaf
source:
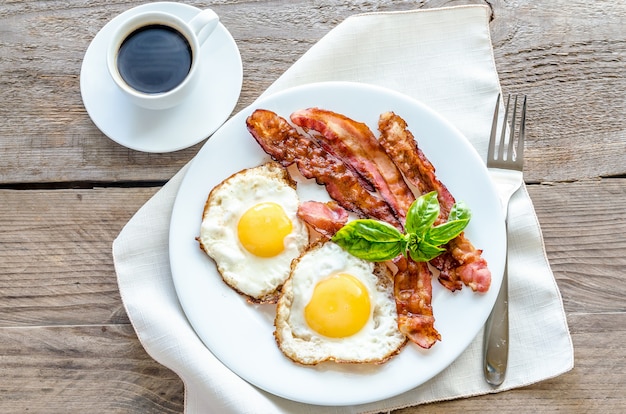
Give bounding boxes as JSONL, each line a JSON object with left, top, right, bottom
{"left": 408, "top": 240, "right": 446, "bottom": 262}
{"left": 333, "top": 219, "right": 404, "bottom": 242}
{"left": 331, "top": 219, "right": 405, "bottom": 261}
{"left": 334, "top": 238, "right": 404, "bottom": 262}
{"left": 448, "top": 201, "right": 471, "bottom": 222}
{"left": 426, "top": 218, "right": 470, "bottom": 245}
{"left": 425, "top": 201, "right": 471, "bottom": 245}
{"left": 405, "top": 191, "right": 440, "bottom": 235}
{"left": 331, "top": 197, "right": 472, "bottom": 264}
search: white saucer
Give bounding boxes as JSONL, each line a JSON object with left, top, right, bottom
{"left": 80, "top": 2, "right": 243, "bottom": 153}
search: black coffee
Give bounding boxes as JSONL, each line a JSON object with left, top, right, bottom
{"left": 117, "top": 24, "right": 192, "bottom": 94}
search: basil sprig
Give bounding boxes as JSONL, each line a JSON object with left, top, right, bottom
{"left": 331, "top": 191, "right": 471, "bottom": 262}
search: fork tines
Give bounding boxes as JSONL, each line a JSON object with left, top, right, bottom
{"left": 487, "top": 93, "right": 527, "bottom": 170}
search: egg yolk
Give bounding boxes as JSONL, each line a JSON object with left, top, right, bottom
{"left": 304, "top": 273, "right": 371, "bottom": 338}
{"left": 237, "top": 202, "right": 293, "bottom": 257}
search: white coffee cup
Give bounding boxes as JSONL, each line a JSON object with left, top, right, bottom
{"left": 107, "top": 9, "right": 219, "bottom": 110}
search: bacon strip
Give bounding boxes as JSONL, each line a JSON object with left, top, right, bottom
{"left": 297, "top": 201, "right": 349, "bottom": 239}
{"left": 246, "top": 108, "right": 487, "bottom": 348}
{"left": 377, "top": 111, "right": 455, "bottom": 221}
{"left": 291, "top": 108, "right": 415, "bottom": 223}
{"left": 289, "top": 109, "right": 441, "bottom": 346}
{"left": 289, "top": 109, "right": 440, "bottom": 346}
{"left": 449, "top": 235, "right": 491, "bottom": 292}
{"left": 246, "top": 109, "right": 401, "bottom": 228}
{"left": 429, "top": 253, "right": 463, "bottom": 291}
{"left": 378, "top": 111, "right": 491, "bottom": 293}
{"left": 393, "top": 256, "right": 441, "bottom": 348}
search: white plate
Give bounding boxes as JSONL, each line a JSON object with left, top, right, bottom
{"left": 169, "top": 82, "right": 506, "bottom": 406}
{"left": 80, "top": 2, "right": 242, "bottom": 153}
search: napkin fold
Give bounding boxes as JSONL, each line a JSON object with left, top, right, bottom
{"left": 113, "top": 5, "right": 573, "bottom": 413}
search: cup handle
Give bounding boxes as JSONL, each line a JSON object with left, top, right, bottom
{"left": 189, "top": 9, "right": 220, "bottom": 45}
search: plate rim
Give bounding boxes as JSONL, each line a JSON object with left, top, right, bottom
{"left": 169, "top": 81, "right": 506, "bottom": 406}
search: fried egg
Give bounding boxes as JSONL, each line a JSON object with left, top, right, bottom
{"left": 275, "top": 241, "right": 407, "bottom": 365}
{"left": 198, "top": 162, "right": 310, "bottom": 303}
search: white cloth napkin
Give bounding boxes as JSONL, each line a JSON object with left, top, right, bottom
{"left": 113, "top": 5, "right": 573, "bottom": 413}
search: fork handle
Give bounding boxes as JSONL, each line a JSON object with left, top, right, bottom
{"left": 483, "top": 250, "right": 509, "bottom": 386}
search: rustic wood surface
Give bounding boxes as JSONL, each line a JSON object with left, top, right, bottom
{"left": 1, "top": 0, "right": 624, "bottom": 412}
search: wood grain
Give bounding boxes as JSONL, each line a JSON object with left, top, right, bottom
{"left": 1, "top": 0, "right": 625, "bottom": 412}
{"left": 2, "top": 181, "right": 624, "bottom": 324}
{"left": 528, "top": 179, "right": 626, "bottom": 313}
{"left": 489, "top": 0, "right": 626, "bottom": 183}
{"left": 0, "top": 187, "right": 157, "bottom": 326}
{"left": 1, "top": 0, "right": 624, "bottom": 184}
{"left": 0, "top": 324, "right": 184, "bottom": 413}
{"left": 0, "top": 314, "right": 622, "bottom": 413}
{"left": 1, "top": 179, "right": 625, "bottom": 412}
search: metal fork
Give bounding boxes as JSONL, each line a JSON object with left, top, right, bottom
{"left": 482, "top": 93, "right": 527, "bottom": 386}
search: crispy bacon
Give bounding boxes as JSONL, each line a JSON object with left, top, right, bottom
{"left": 449, "top": 234, "right": 491, "bottom": 292}
{"left": 378, "top": 111, "right": 491, "bottom": 293}
{"left": 246, "top": 108, "right": 490, "bottom": 349}
{"left": 377, "top": 111, "right": 455, "bottom": 221}
{"left": 297, "top": 201, "right": 349, "bottom": 239}
{"left": 393, "top": 256, "right": 441, "bottom": 348}
{"left": 291, "top": 108, "right": 415, "bottom": 223}
{"left": 429, "top": 253, "right": 463, "bottom": 292}
{"left": 246, "top": 109, "right": 401, "bottom": 228}
{"left": 289, "top": 109, "right": 443, "bottom": 346}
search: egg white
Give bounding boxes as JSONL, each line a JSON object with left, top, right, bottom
{"left": 198, "top": 162, "right": 309, "bottom": 303}
{"left": 275, "top": 241, "right": 407, "bottom": 365}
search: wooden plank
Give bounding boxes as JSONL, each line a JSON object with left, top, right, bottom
{"left": 0, "top": 0, "right": 624, "bottom": 184}
{"left": 2, "top": 179, "right": 625, "bottom": 323}
{"left": 1, "top": 1, "right": 624, "bottom": 412}
{"left": 527, "top": 179, "right": 626, "bottom": 313}
{"left": 0, "top": 0, "right": 418, "bottom": 184}
{"left": 1, "top": 172, "right": 623, "bottom": 413}
{"left": 0, "top": 187, "right": 158, "bottom": 326}
{"left": 0, "top": 313, "right": 623, "bottom": 413}
{"left": 489, "top": 1, "right": 626, "bottom": 183}
{"left": 0, "top": 324, "right": 184, "bottom": 413}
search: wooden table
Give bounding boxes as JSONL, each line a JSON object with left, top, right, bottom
{"left": 1, "top": 0, "right": 624, "bottom": 412}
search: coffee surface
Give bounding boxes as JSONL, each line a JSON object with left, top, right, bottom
{"left": 117, "top": 24, "right": 192, "bottom": 94}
